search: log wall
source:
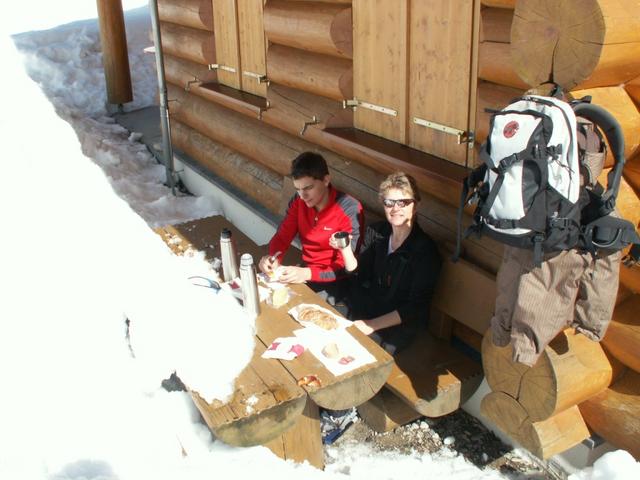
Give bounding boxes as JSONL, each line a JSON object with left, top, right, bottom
{"left": 153, "top": 0, "right": 640, "bottom": 461}
{"left": 158, "top": 0, "right": 214, "bottom": 31}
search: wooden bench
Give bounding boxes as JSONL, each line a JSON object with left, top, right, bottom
{"left": 155, "top": 215, "right": 394, "bottom": 468}
{"left": 357, "top": 255, "right": 495, "bottom": 432}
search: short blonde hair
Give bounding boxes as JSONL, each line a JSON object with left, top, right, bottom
{"left": 378, "top": 172, "right": 420, "bottom": 203}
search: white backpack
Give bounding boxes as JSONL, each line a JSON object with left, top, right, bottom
{"left": 454, "top": 94, "right": 637, "bottom": 265}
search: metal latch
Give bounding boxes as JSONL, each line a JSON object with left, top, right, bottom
{"left": 208, "top": 63, "right": 237, "bottom": 74}
{"left": 300, "top": 116, "right": 319, "bottom": 136}
{"left": 412, "top": 117, "right": 474, "bottom": 147}
{"left": 184, "top": 77, "right": 201, "bottom": 92}
{"left": 242, "top": 71, "right": 269, "bottom": 84}
{"left": 343, "top": 98, "right": 397, "bottom": 117}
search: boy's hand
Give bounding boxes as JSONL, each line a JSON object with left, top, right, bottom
{"left": 278, "top": 266, "right": 311, "bottom": 284}
{"left": 259, "top": 254, "right": 280, "bottom": 275}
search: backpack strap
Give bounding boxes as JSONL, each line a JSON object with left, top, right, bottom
{"left": 452, "top": 164, "right": 487, "bottom": 262}
{"left": 572, "top": 101, "right": 625, "bottom": 216}
{"left": 581, "top": 214, "right": 640, "bottom": 258}
{"left": 477, "top": 149, "right": 529, "bottom": 220}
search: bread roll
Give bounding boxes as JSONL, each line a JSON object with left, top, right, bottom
{"left": 298, "top": 306, "right": 338, "bottom": 330}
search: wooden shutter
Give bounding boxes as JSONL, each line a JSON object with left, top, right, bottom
{"left": 237, "top": 0, "right": 268, "bottom": 97}
{"left": 408, "top": 0, "right": 480, "bottom": 167}
{"left": 211, "top": 0, "right": 242, "bottom": 89}
{"left": 352, "top": 0, "right": 408, "bottom": 144}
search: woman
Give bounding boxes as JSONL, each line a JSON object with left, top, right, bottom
{"left": 330, "top": 172, "right": 442, "bottom": 354}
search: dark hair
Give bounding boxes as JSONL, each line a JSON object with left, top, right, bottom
{"left": 290, "top": 152, "right": 329, "bottom": 180}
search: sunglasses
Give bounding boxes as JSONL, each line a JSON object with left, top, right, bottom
{"left": 382, "top": 198, "right": 415, "bottom": 208}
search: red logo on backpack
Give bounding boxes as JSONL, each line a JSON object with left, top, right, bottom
{"left": 503, "top": 121, "right": 519, "bottom": 138}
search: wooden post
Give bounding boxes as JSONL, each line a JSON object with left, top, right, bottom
{"left": 96, "top": 0, "right": 133, "bottom": 105}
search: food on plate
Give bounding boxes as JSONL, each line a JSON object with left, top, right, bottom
{"left": 298, "top": 306, "right": 338, "bottom": 330}
{"left": 338, "top": 355, "right": 355, "bottom": 365}
{"left": 271, "top": 286, "right": 289, "bottom": 307}
{"left": 321, "top": 342, "right": 340, "bottom": 359}
{"left": 297, "top": 374, "right": 322, "bottom": 388}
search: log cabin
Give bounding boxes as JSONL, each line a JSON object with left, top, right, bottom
{"left": 100, "top": 0, "right": 640, "bottom": 465}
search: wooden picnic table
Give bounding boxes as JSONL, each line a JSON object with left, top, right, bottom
{"left": 156, "top": 215, "right": 394, "bottom": 468}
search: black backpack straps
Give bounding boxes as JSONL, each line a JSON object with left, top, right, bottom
{"left": 572, "top": 101, "right": 626, "bottom": 215}
{"left": 453, "top": 164, "right": 487, "bottom": 262}
{"left": 532, "top": 234, "right": 545, "bottom": 267}
{"left": 477, "top": 150, "right": 527, "bottom": 220}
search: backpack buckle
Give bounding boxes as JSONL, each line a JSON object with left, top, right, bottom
{"left": 550, "top": 217, "right": 572, "bottom": 229}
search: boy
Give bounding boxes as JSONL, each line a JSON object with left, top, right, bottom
{"left": 259, "top": 152, "right": 364, "bottom": 305}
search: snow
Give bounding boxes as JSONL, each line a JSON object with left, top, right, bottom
{"left": 1, "top": 1, "right": 639, "bottom": 479}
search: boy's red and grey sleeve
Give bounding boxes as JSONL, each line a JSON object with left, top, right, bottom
{"left": 336, "top": 193, "right": 365, "bottom": 254}
{"left": 268, "top": 195, "right": 299, "bottom": 261}
{"left": 307, "top": 194, "right": 364, "bottom": 283}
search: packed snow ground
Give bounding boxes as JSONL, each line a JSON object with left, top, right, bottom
{"left": 1, "top": 1, "right": 638, "bottom": 479}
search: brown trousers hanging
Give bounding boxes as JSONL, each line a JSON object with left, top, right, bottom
{"left": 491, "top": 246, "right": 621, "bottom": 366}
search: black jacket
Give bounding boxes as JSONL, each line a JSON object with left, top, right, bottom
{"left": 348, "top": 221, "right": 441, "bottom": 351}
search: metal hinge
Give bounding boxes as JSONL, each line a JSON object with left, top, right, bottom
{"left": 342, "top": 98, "right": 397, "bottom": 117}
{"left": 412, "top": 117, "right": 475, "bottom": 147}
{"left": 242, "top": 71, "right": 269, "bottom": 84}
{"left": 208, "top": 63, "right": 237, "bottom": 74}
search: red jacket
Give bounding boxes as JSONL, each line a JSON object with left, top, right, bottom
{"left": 269, "top": 186, "right": 364, "bottom": 282}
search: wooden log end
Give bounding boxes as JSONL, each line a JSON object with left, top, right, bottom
{"left": 519, "top": 329, "right": 612, "bottom": 422}
{"left": 481, "top": 329, "right": 530, "bottom": 398}
{"left": 482, "top": 391, "right": 590, "bottom": 459}
{"left": 192, "top": 393, "right": 307, "bottom": 447}
{"left": 511, "top": 0, "right": 606, "bottom": 90}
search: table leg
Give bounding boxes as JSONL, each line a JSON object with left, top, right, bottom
{"left": 265, "top": 397, "right": 324, "bottom": 469}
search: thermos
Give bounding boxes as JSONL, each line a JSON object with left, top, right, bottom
{"left": 239, "top": 253, "right": 260, "bottom": 317}
{"left": 220, "top": 228, "right": 239, "bottom": 282}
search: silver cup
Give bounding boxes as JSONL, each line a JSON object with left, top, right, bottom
{"left": 334, "top": 231, "right": 350, "bottom": 249}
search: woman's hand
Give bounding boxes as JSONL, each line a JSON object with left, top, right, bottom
{"left": 329, "top": 232, "right": 352, "bottom": 250}
{"left": 330, "top": 232, "right": 358, "bottom": 272}
{"left": 353, "top": 320, "right": 375, "bottom": 336}
{"left": 278, "top": 266, "right": 311, "bottom": 284}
